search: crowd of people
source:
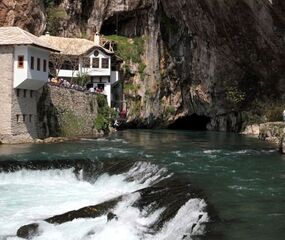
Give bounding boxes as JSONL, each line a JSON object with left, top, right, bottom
{"left": 48, "top": 78, "right": 108, "bottom": 95}
{"left": 48, "top": 78, "right": 86, "bottom": 92}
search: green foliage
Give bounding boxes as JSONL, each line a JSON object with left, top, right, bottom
{"left": 124, "top": 83, "right": 136, "bottom": 92}
{"left": 94, "top": 114, "right": 109, "bottom": 131}
{"left": 75, "top": 72, "right": 90, "bottom": 86}
{"left": 132, "top": 99, "right": 141, "bottom": 116}
{"left": 46, "top": 4, "right": 68, "bottom": 35}
{"left": 243, "top": 101, "right": 284, "bottom": 124}
{"left": 166, "top": 106, "right": 176, "bottom": 115}
{"left": 94, "top": 94, "right": 115, "bottom": 131}
{"left": 138, "top": 62, "right": 146, "bottom": 79}
{"left": 60, "top": 110, "right": 84, "bottom": 137}
{"left": 105, "top": 35, "right": 144, "bottom": 64}
{"left": 265, "top": 104, "right": 284, "bottom": 122}
{"left": 226, "top": 86, "right": 246, "bottom": 105}
{"left": 124, "top": 83, "right": 140, "bottom": 94}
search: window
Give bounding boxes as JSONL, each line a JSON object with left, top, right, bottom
{"left": 23, "top": 89, "right": 26, "bottom": 98}
{"left": 16, "top": 114, "right": 20, "bottom": 123}
{"left": 62, "top": 61, "right": 73, "bottom": 70}
{"left": 43, "top": 59, "right": 47, "bottom": 72}
{"left": 18, "top": 56, "right": 24, "bottom": 68}
{"left": 30, "top": 90, "right": 33, "bottom": 98}
{"left": 23, "top": 114, "right": 26, "bottom": 122}
{"left": 92, "top": 58, "right": 99, "bottom": 68}
{"left": 94, "top": 50, "right": 99, "bottom": 57}
{"left": 101, "top": 58, "right": 109, "bottom": 68}
{"left": 16, "top": 89, "right": 20, "bottom": 97}
{"left": 37, "top": 58, "right": 40, "bottom": 71}
{"left": 97, "top": 84, "right": 105, "bottom": 91}
{"left": 82, "top": 58, "right": 90, "bottom": 68}
{"left": 29, "top": 114, "right": 32, "bottom": 123}
{"left": 31, "top": 56, "right": 34, "bottom": 69}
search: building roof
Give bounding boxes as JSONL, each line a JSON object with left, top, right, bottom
{"left": 39, "top": 35, "right": 114, "bottom": 56}
{"left": 0, "top": 27, "right": 59, "bottom": 52}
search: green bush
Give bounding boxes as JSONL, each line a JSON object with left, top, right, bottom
{"left": 166, "top": 106, "right": 176, "bottom": 115}
{"left": 59, "top": 110, "right": 84, "bottom": 137}
{"left": 75, "top": 72, "right": 90, "bottom": 86}
{"left": 265, "top": 105, "right": 284, "bottom": 122}
{"left": 226, "top": 86, "right": 246, "bottom": 105}
{"left": 105, "top": 35, "right": 144, "bottom": 64}
{"left": 46, "top": 4, "right": 68, "bottom": 35}
{"left": 94, "top": 94, "right": 115, "bottom": 131}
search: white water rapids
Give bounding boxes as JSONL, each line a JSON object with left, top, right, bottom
{"left": 0, "top": 162, "right": 208, "bottom": 240}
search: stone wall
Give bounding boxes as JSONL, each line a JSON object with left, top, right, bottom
{"left": 37, "top": 85, "right": 100, "bottom": 139}
{"left": 11, "top": 89, "right": 38, "bottom": 138}
{"left": 0, "top": 46, "right": 39, "bottom": 144}
{"left": 0, "top": 46, "right": 13, "bottom": 137}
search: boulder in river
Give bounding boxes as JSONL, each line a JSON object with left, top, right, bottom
{"left": 17, "top": 223, "right": 40, "bottom": 239}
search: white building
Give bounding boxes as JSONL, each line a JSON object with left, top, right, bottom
{"left": 40, "top": 33, "right": 122, "bottom": 107}
{"left": 0, "top": 27, "right": 59, "bottom": 141}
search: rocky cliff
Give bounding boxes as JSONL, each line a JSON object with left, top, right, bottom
{"left": 1, "top": 0, "right": 284, "bottom": 131}
{"left": 0, "top": 0, "right": 46, "bottom": 35}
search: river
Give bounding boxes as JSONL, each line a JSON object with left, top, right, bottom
{"left": 0, "top": 130, "right": 284, "bottom": 240}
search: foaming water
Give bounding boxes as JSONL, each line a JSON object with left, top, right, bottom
{"left": 1, "top": 130, "right": 283, "bottom": 240}
{"left": 0, "top": 160, "right": 207, "bottom": 240}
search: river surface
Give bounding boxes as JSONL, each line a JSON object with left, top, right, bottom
{"left": 0, "top": 130, "right": 284, "bottom": 240}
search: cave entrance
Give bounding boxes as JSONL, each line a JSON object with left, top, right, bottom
{"left": 100, "top": 11, "right": 146, "bottom": 37}
{"left": 169, "top": 114, "right": 211, "bottom": 131}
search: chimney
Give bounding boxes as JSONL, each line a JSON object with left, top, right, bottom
{"left": 94, "top": 32, "right": 100, "bottom": 45}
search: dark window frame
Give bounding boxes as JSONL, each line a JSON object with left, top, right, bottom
{"left": 31, "top": 56, "right": 34, "bottom": 70}
{"left": 101, "top": 58, "right": 109, "bottom": 69}
{"left": 37, "top": 58, "right": 41, "bottom": 71}
{"left": 82, "top": 57, "right": 91, "bottom": 68}
{"left": 18, "top": 56, "right": 24, "bottom": 68}
{"left": 43, "top": 59, "right": 47, "bottom": 72}
{"left": 92, "top": 58, "right": 100, "bottom": 68}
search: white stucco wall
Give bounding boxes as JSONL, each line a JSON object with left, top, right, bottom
{"left": 14, "top": 45, "right": 49, "bottom": 90}
{"left": 111, "top": 71, "right": 120, "bottom": 84}
{"left": 82, "top": 49, "right": 111, "bottom": 76}
{"left": 56, "top": 49, "right": 112, "bottom": 79}
{"left": 58, "top": 70, "right": 80, "bottom": 78}
{"left": 104, "top": 84, "right": 111, "bottom": 107}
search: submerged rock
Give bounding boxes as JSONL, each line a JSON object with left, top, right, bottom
{"left": 107, "top": 212, "right": 118, "bottom": 222}
{"left": 16, "top": 197, "right": 121, "bottom": 238}
{"left": 46, "top": 198, "right": 120, "bottom": 224}
{"left": 17, "top": 223, "right": 40, "bottom": 239}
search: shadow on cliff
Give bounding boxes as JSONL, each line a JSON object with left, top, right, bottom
{"left": 169, "top": 114, "right": 211, "bottom": 131}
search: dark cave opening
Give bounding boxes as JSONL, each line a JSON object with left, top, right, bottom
{"left": 168, "top": 114, "right": 211, "bottom": 131}
{"left": 100, "top": 11, "right": 147, "bottom": 37}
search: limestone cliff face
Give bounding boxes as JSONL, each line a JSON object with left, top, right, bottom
{"left": 0, "top": 0, "right": 46, "bottom": 35}
{"left": 1, "top": 0, "right": 284, "bottom": 131}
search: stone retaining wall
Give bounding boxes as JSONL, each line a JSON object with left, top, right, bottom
{"left": 37, "top": 85, "right": 101, "bottom": 139}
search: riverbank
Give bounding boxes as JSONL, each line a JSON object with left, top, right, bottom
{"left": 242, "top": 122, "right": 285, "bottom": 154}
{"left": 0, "top": 133, "right": 106, "bottom": 145}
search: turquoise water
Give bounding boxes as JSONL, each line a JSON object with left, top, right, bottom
{"left": 0, "top": 130, "right": 285, "bottom": 239}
